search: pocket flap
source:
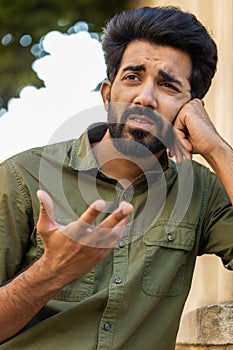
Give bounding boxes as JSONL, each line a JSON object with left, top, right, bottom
{"left": 143, "top": 223, "right": 196, "bottom": 251}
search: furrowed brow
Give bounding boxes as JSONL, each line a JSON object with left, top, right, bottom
{"left": 158, "top": 69, "right": 183, "bottom": 87}
{"left": 122, "top": 64, "right": 146, "bottom": 73}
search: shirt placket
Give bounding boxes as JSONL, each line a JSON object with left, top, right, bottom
{"left": 97, "top": 187, "right": 131, "bottom": 350}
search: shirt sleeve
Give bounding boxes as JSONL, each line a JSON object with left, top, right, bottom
{"left": 0, "top": 160, "right": 34, "bottom": 284}
{"left": 199, "top": 171, "right": 233, "bottom": 270}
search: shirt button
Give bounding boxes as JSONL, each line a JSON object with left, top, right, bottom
{"left": 103, "top": 322, "right": 111, "bottom": 331}
{"left": 114, "top": 278, "right": 122, "bottom": 285}
{"left": 118, "top": 240, "right": 125, "bottom": 248}
{"left": 167, "top": 233, "right": 175, "bottom": 242}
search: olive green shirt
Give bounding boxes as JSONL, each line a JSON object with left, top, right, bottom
{"left": 0, "top": 124, "right": 233, "bottom": 350}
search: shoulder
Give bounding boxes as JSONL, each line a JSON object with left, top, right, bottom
{"left": 1, "top": 139, "right": 74, "bottom": 169}
{"left": 0, "top": 139, "right": 75, "bottom": 194}
{"left": 191, "top": 159, "right": 231, "bottom": 206}
{"left": 169, "top": 158, "right": 230, "bottom": 203}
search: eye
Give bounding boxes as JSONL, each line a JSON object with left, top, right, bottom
{"left": 160, "top": 82, "right": 180, "bottom": 92}
{"left": 124, "top": 74, "right": 140, "bottom": 81}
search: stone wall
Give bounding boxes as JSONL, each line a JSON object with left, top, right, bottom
{"left": 176, "top": 303, "right": 233, "bottom": 347}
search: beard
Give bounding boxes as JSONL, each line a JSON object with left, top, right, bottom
{"left": 107, "top": 104, "right": 167, "bottom": 158}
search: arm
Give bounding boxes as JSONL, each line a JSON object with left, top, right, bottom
{"left": 0, "top": 190, "right": 133, "bottom": 343}
{"left": 173, "top": 98, "right": 233, "bottom": 204}
{"left": 202, "top": 139, "right": 233, "bottom": 204}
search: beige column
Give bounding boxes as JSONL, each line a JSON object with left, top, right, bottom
{"left": 134, "top": 0, "right": 233, "bottom": 311}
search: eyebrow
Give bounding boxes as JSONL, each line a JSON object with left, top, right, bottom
{"left": 121, "top": 65, "right": 184, "bottom": 89}
{"left": 122, "top": 64, "right": 146, "bottom": 73}
{"left": 158, "top": 69, "right": 183, "bottom": 88}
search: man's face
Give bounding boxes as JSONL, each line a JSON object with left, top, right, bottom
{"left": 101, "top": 41, "right": 192, "bottom": 157}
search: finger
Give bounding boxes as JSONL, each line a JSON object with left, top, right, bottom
{"left": 81, "top": 201, "right": 133, "bottom": 243}
{"left": 58, "top": 200, "right": 107, "bottom": 242}
{"left": 37, "top": 190, "right": 57, "bottom": 232}
{"left": 118, "top": 201, "right": 134, "bottom": 215}
{"left": 169, "top": 136, "right": 192, "bottom": 162}
{"left": 99, "top": 201, "right": 133, "bottom": 229}
{"left": 79, "top": 199, "right": 106, "bottom": 227}
{"left": 60, "top": 201, "right": 133, "bottom": 246}
{"left": 85, "top": 214, "right": 130, "bottom": 249}
{"left": 95, "top": 216, "right": 129, "bottom": 248}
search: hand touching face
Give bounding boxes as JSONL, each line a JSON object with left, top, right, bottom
{"left": 172, "top": 98, "right": 220, "bottom": 161}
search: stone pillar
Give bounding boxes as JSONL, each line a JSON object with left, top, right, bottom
{"left": 176, "top": 303, "right": 233, "bottom": 349}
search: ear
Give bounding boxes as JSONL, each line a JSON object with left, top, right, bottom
{"left": 100, "top": 80, "right": 111, "bottom": 111}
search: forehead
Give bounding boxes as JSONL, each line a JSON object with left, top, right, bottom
{"left": 119, "top": 40, "right": 192, "bottom": 80}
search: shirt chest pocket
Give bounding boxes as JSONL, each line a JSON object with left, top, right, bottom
{"left": 142, "top": 225, "right": 195, "bottom": 297}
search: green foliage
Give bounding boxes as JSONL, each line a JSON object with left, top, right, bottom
{"left": 0, "top": 0, "right": 133, "bottom": 109}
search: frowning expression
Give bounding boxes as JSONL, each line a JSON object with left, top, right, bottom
{"left": 101, "top": 40, "right": 192, "bottom": 157}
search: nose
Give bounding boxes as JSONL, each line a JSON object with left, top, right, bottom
{"left": 133, "top": 81, "right": 157, "bottom": 110}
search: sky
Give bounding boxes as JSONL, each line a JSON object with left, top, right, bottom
{"left": 0, "top": 29, "right": 107, "bottom": 162}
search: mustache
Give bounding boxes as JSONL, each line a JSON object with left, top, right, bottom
{"left": 121, "top": 106, "right": 163, "bottom": 129}
{"left": 120, "top": 106, "right": 178, "bottom": 148}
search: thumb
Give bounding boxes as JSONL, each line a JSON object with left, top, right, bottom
{"left": 37, "top": 190, "right": 57, "bottom": 234}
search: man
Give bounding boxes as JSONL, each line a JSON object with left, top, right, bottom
{"left": 0, "top": 6, "right": 232, "bottom": 350}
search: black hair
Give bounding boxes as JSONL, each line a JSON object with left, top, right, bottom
{"left": 101, "top": 6, "right": 218, "bottom": 99}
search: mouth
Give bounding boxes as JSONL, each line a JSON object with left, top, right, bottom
{"left": 127, "top": 115, "right": 154, "bottom": 131}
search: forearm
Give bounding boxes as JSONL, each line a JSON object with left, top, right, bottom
{"left": 0, "top": 257, "right": 64, "bottom": 344}
{"left": 204, "top": 139, "right": 233, "bottom": 205}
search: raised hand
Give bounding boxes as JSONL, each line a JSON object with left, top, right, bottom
{"left": 37, "top": 190, "right": 133, "bottom": 283}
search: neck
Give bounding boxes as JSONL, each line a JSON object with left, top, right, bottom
{"left": 92, "top": 130, "right": 164, "bottom": 183}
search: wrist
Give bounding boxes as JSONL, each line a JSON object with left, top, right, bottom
{"left": 27, "top": 255, "right": 67, "bottom": 293}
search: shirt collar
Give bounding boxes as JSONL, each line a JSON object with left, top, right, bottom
{"left": 69, "top": 122, "right": 169, "bottom": 172}
{"left": 69, "top": 123, "right": 107, "bottom": 171}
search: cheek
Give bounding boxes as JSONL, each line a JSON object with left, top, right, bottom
{"left": 112, "top": 94, "right": 131, "bottom": 104}
{"left": 157, "top": 97, "right": 187, "bottom": 123}
{"left": 157, "top": 104, "right": 177, "bottom": 124}
{"left": 110, "top": 83, "right": 135, "bottom": 103}
{"left": 108, "top": 104, "right": 124, "bottom": 124}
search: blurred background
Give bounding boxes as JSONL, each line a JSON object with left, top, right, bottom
{"left": 0, "top": 0, "right": 136, "bottom": 160}
{"left": 0, "top": 0, "right": 133, "bottom": 113}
